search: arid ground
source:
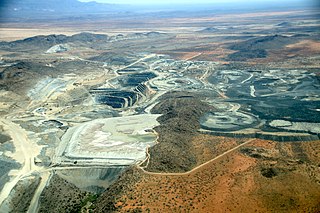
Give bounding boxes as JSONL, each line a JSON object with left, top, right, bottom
{"left": 0, "top": 5, "right": 319, "bottom": 213}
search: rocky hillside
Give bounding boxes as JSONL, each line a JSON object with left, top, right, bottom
{"left": 148, "top": 91, "right": 214, "bottom": 172}
{"left": 227, "top": 34, "right": 304, "bottom": 61}
{"left": 0, "top": 32, "right": 167, "bottom": 52}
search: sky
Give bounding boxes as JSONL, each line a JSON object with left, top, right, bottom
{"left": 79, "top": 0, "right": 306, "bottom": 5}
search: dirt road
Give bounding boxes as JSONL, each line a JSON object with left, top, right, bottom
{"left": 0, "top": 119, "right": 42, "bottom": 208}
{"left": 138, "top": 138, "right": 255, "bottom": 176}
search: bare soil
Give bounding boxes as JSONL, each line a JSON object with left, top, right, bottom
{"left": 95, "top": 139, "right": 320, "bottom": 213}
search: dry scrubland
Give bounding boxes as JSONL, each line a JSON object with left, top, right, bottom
{"left": 0, "top": 6, "right": 319, "bottom": 213}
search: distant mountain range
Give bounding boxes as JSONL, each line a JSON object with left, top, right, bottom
{"left": 1, "top": 0, "right": 116, "bottom": 11}
{"left": 0, "top": 0, "right": 124, "bottom": 20}
{"left": 0, "top": 0, "right": 315, "bottom": 22}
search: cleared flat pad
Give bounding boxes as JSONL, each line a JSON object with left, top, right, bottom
{"left": 55, "top": 114, "right": 160, "bottom": 166}
{"left": 269, "top": 120, "right": 320, "bottom": 134}
{"left": 200, "top": 111, "right": 259, "bottom": 132}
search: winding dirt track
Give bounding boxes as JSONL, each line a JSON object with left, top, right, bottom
{"left": 27, "top": 172, "right": 51, "bottom": 213}
{"left": 185, "top": 52, "right": 203, "bottom": 61}
{"left": 138, "top": 138, "right": 255, "bottom": 176}
{"left": 0, "top": 118, "right": 42, "bottom": 208}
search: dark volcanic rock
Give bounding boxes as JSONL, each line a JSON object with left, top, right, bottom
{"left": 8, "top": 176, "right": 41, "bottom": 212}
{"left": 230, "top": 34, "right": 292, "bottom": 51}
{"left": 0, "top": 34, "right": 68, "bottom": 51}
{"left": 228, "top": 49, "right": 267, "bottom": 61}
{"left": 0, "top": 61, "right": 56, "bottom": 94}
{"left": 198, "top": 27, "right": 219, "bottom": 33}
{"left": 0, "top": 32, "right": 110, "bottom": 51}
{"left": 261, "top": 167, "right": 279, "bottom": 178}
{"left": 0, "top": 61, "right": 53, "bottom": 79}
{"left": 227, "top": 34, "right": 298, "bottom": 61}
{"left": 0, "top": 133, "right": 11, "bottom": 144}
{"left": 144, "top": 31, "right": 165, "bottom": 37}
{"left": 118, "top": 72, "right": 157, "bottom": 87}
{"left": 147, "top": 91, "right": 214, "bottom": 173}
{"left": 89, "top": 52, "right": 137, "bottom": 66}
{"left": 39, "top": 174, "right": 90, "bottom": 213}
{"left": 276, "top": 21, "right": 293, "bottom": 27}
{"left": 0, "top": 31, "right": 167, "bottom": 52}
{"left": 69, "top": 32, "right": 109, "bottom": 43}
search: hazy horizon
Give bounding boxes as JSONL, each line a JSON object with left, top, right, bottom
{"left": 79, "top": 0, "right": 317, "bottom": 6}
{"left": 0, "top": 0, "right": 318, "bottom": 22}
